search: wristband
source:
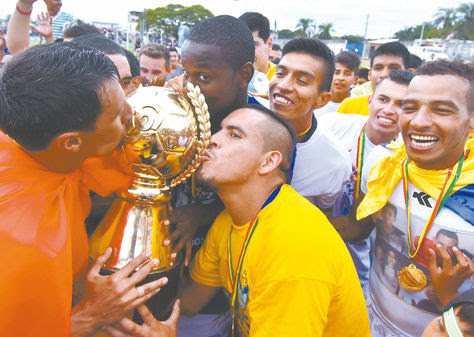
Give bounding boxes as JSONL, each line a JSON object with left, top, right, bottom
{"left": 16, "top": 3, "right": 32, "bottom": 15}
{"left": 443, "top": 307, "right": 464, "bottom": 337}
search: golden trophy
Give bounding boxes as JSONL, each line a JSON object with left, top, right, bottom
{"left": 89, "top": 83, "right": 210, "bottom": 320}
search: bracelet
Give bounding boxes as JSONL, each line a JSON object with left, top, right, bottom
{"left": 16, "top": 3, "right": 32, "bottom": 16}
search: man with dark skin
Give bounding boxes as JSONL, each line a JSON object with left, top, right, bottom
{"left": 165, "top": 15, "right": 255, "bottom": 337}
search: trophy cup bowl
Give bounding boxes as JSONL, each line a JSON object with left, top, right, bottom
{"left": 89, "top": 84, "right": 210, "bottom": 321}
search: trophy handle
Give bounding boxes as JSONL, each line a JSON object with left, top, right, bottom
{"left": 169, "top": 83, "right": 211, "bottom": 188}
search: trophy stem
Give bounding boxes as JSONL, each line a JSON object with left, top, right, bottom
{"left": 89, "top": 195, "right": 174, "bottom": 271}
{"left": 89, "top": 194, "right": 185, "bottom": 321}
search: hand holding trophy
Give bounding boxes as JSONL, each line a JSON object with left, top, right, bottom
{"left": 89, "top": 83, "right": 210, "bottom": 321}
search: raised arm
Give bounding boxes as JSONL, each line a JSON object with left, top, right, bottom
{"left": 6, "top": 0, "right": 37, "bottom": 55}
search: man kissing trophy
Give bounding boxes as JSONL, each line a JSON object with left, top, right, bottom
{"left": 89, "top": 83, "right": 210, "bottom": 321}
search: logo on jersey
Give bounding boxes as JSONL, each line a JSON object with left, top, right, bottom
{"left": 238, "top": 270, "right": 249, "bottom": 309}
{"left": 412, "top": 191, "right": 432, "bottom": 208}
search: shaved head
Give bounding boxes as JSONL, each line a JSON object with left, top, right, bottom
{"left": 248, "top": 104, "right": 296, "bottom": 179}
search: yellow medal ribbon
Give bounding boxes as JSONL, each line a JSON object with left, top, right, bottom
{"left": 354, "top": 123, "right": 367, "bottom": 200}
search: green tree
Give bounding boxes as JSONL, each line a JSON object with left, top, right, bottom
{"left": 278, "top": 29, "right": 298, "bottom": 39}
{"left": 393, "top": 26, "right": 415, "bottom": 40}
{"left": 340, "top": 35, "right": 365, "bottom": 43}
{"left": 394, "top": 23, "right": 443, "bottom": 40}
{"left": 317, "top": 23, "right": 334, "bottom": 40}
{"left": 454, "top": 3, "right": 474, "bottom": 39}
{"left": 296, "top": 18, "right": 314, "bottom": 37}
{"left": 433, "top": 7, "right": 456, "bottom": 32}
{"left": 143, "top": 4, "right": 213, "bottom": 38}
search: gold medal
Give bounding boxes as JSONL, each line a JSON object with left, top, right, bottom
{"left": 398, "top": 263, "right": 427, "bottom": 292}
{"left": 399, "top": 154, "right": 466, "bottom": 293}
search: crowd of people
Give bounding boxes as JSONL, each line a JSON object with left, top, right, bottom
{"left": 0, "top": 1, "right": 473, "bottom": 337}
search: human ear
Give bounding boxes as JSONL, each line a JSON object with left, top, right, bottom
{"left": 237, "top": 62, "right": 254, "bottom": 89}
{"left": 353, "top": 76, "right": 359, "bottom": 86}
{"left": 312, "top": 91, "right": 331, "bottom": 110}
{"left": 55, "top": 132, "right": 82, "bottom": 153}
{"left": 367, "top": 94, "right": 373, "bottom": 105}
{"left": 267, "top": 36, "right": 273, "bottom": 50}
{"left": 259, "top": 151, "right": 282, "bottom": 175}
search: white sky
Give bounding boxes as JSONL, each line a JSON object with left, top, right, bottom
{"left": 0, "top": 0, "right": 468, "bottom": 39}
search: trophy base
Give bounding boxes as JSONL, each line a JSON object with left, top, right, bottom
{"left": 100, "top": 252, "right": 184, "bottom": 322}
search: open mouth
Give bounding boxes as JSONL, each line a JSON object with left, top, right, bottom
{"left": 377, "top": 116, "right": 396, "bottom": 126}
{"left": 272, "top": 94, "right": 293, "bottom": 105}
{"left": 409, "top": 134, "right": 439, "bottom": 148}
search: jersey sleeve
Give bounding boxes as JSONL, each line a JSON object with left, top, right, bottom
{"left": 189, "top": 212, "right": 227, "bottom": 287}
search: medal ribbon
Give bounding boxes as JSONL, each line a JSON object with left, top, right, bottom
{"left": 403, "top": 150, "right": 468, "bottom": 258}
{"left": 227, "top": 185, "right": 282, "bottom": 332}
{"left": 354, "top": 123, "right": 367, "bottom": 200}
{"left": 297, "top": 123, "right": 312, "bottom": 137}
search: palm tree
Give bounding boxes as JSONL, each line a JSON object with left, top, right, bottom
{"left": 433, "top": 7, "right": 456, "bottom": 31}
{"left": 296, "top": 18, "right": 314, "bottom": 37}
{"left": 317, "top": 23, "right": 334, "bottom": 40}
{"left": 456, "top": 2, "right": 473, "bottom": 22}
{"left": 454, "top": 2, "right": 474, "bottom": 39}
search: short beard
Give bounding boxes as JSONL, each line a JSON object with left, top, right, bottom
{"left": 196, "top": 169, "right": 220, "bottom": 193}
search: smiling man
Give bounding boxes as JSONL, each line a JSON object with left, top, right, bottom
{"left": 338, "top": 42, "right": 411, "bottom": 116}
{"left": 355, "top": 60, "right": 474, "bottom": 336}
{"left": 319, "top": 69, "right": 413, "bottom": 287}
{"left": 269, "top": 38, "right": 352, "bottom": 212}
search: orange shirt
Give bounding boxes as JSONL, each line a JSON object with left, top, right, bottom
{"left": 0, "top": 132, "right": 130, "bottom": 336}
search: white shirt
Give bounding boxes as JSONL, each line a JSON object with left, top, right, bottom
{"left": 319, "top": 113, "right": 376, "bottom": 287}
{"left": 290, "top": 124, "right": 352, "bottom": 210}
{"left": 361, "top": 146, "right": 474, "bottom": 337}
{"left": 313, "top": 101, "right": 341, "bottom": 118}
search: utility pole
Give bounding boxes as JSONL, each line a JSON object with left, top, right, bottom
{"left": 419, "top": 23, "right": 425, "bottom": 42}
{"left": 363, "top": 14, "right": 370, "bottom": 59}
{"left": 363, "top": 14, "right": 370, "bottom": 40}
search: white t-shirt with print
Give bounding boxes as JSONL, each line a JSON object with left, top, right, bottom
{"left": 361, "top": 146, "right": 474, "bottom": 337}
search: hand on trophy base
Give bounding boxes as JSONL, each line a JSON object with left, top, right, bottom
{"left": 102, "top": 300, "right": 180, "bottom": 337}
{"left": 70, "top": 249, "right": 168, "bottom": 337}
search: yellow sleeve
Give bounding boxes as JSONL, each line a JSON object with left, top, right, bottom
{"left": 337, "top": 96, "right": 370, "bottom": 116}
{"left": 189, "top": 212, "right": 226, "bottom": 287}
{"left": 337, "top": 97, "right": 349, "bottom": 114}
{"left": 248, "top": 279, "right": 332, "bottom": 337}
